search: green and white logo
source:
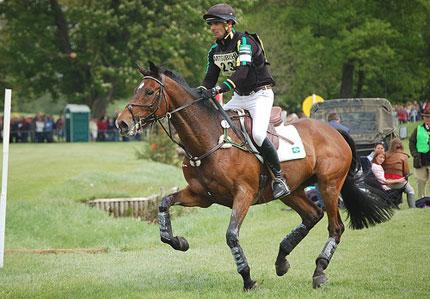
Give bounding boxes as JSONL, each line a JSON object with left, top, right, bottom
{"left": 292, "top": 147, "right": 300, "bottom": 153}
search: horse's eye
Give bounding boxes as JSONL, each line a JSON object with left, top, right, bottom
{"left": 145, "top": 89, "right": 154, "bottom": 96}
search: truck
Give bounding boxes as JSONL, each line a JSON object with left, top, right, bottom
{"left": 310, "top": 98, "right": 398, "bottom": 156}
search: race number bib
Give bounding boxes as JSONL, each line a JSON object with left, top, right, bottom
{"left": 213, "top": 52, "right": 238, "bottom": 76}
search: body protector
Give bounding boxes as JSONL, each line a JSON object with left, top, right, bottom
{"left": 202, "top": 31, "right": 274, "bottom": 95}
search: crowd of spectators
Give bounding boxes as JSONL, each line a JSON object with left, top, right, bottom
{"left": 6, "top": 113, "right": 64, "bottom": 143}
{"left": 394, "top": 101, "right": 422, "bottom": 123}
{"left": 1, "top": 112, "right": 142, "bottom": 143}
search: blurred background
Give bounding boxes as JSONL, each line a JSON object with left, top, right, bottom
{"left": 0, "top": 0, "right": 429, "bottom": 142}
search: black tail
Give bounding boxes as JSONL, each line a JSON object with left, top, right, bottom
{"left": 338, "top": 130, "right": 394, "bottom": 230}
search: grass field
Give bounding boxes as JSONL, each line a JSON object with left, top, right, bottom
{"left": 0, "top": 140, "right": 429, "bottom": 298}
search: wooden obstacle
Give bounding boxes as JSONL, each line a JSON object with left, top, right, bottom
{"left": 87, "top": 187, "right": 179, "bottom": 221}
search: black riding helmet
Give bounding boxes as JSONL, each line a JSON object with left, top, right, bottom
{"left": 203, "top": 3, "right": 237, "bottom": 24}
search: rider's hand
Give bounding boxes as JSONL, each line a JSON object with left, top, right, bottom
{"left": 201, "top": 86, "right": 220, "bottom": 99}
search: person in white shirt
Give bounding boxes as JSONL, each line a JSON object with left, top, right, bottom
{"left": 371, "top": 152, "right": 405, "bottom": 190}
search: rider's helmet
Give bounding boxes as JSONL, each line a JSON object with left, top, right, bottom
{"left": 203, "top": 3, "right": 237, "bottom": 25}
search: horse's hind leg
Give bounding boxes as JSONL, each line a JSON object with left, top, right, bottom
{"left": 312, "top": 179, "right": 345, "bottom": 288}
{"left": 275, "top": 189, "right": 324, "bottom": 276}
{"left": 159, "top": 186, "right": 211, "bottom": 251}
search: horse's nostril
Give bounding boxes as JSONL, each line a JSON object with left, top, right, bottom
{"left": 118, "top": 120, "right": 129, "bottom": 131}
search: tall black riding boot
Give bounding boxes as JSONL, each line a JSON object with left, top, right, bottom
{"left": 259, "top": 138, "right": 291, "bottom": 199}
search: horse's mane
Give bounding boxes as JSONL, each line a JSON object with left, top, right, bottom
{"left": 139, "top": 62, "right": 217, "bottom": 114}
{"left": 157, "top": 65, "right": 201, "bottom": 99}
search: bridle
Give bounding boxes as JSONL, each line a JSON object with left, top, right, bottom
{"left": 126, "top": 75, "right": 224, "bottom": 165}
{"left": 126, "top": 75, "right": 207, "bottom": 135}
{"left": 125, "top": 75, "right": 167, "bottom": 135}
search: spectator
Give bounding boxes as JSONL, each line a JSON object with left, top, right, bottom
{"left": 371, "top": 153, "right": 406, "bottom": 190}
{"left": 383, "top": 138, "right": 415, "bottom": 208}
{"left": 327, "top": 112, "right": 350, "bottom": 133}
{"left": 10, "top": 117, "right": 19, "bottom": 143}
{"left": 44, "top": 115, "right": 55, "bottom": 143}
{"left": 96, "top": 116, "right": 108, "bottom": 141}
{"left": 410, "top": 103, "right": 418, "bottom": 122}
{"left": 397, "top": 105, "right": 408, "bottom": 124}
{"left": 107, "top": 117, "right": 117, "bottom": 141}
{"left": 21, "top": 117, "right": 31, "bottom": 143}
{"left": 55, "top": 116, "right": 64, "bottom": 141}
{"left": 367, "top": 141, "right": 385, "bottom": 162}
{"left": 409, "top": 103, "right": 430, "bottom": 198}
{"left": 34, "top": 113, "right": 45, "bottom": 143}
{"left": 89, "top": 118, "right": 98, "bottom": 141}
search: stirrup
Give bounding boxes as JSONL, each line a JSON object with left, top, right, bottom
{"left": 272, "top": 178, "right": 291, "bottom": 199}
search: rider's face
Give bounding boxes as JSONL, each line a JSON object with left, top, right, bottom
{"left": 209, "top": 22, "right": 227, "bottom": 40}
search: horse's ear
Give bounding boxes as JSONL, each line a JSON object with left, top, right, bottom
{"left": 148, "top": 61, "right": 159, "bottom": 75}
{"left": 136, "top": 63, "right": 147, "bottom": 76}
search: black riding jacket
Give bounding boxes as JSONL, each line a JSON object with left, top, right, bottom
{"left": 202, "top": 30, "right": 275, "bottom": 95}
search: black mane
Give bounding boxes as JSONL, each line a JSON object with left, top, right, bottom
{"left": 159, "top": 66, "right": 200, "bottom": 99}
{"left": 139, "top": 62, "right": 214, "bottom": 112}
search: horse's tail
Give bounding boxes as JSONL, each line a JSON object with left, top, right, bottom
{"left": 338, "top": 130, "right": 394, "bottom": 230}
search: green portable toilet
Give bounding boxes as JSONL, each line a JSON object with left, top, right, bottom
{"left": 64, "top": 104, "right": 90, "bottom": 142}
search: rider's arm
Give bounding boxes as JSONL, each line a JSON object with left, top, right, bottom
{"left": 202, "top": 44, "right": 220, "bottom": 89}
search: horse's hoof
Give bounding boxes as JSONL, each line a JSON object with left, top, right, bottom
{"left": 243, "top": 280, "right": 258, "bottom": 291}
{"left": 312, "top": 274, "right": 328, "bottom": 289}
{"left": 174, "top": 236, "right": 189, "bottom": 252}
{"left": 275, "top": 259, "right": 290, "bottom": 276}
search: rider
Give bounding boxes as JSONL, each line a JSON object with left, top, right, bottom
{"left": 200, "top": 3, "right": 291, "bottom": 199}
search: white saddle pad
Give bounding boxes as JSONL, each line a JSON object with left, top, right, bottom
{"left": 275, "top": 125, "right": 306, "bottom": 162}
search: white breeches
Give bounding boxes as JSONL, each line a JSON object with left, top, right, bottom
{"left": 223, "top": 89, "right": 274, "bottom": 147}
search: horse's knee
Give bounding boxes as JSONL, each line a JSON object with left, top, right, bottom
{"left": 159, "top": 193, "right": 176, "bottom": 212}
{"left": 226, "top": 230, "right": 239, "bottom": 248}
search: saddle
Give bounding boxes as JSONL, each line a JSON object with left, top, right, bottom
{"left": 230, "top": 106, "right": 286, "bottom": 149}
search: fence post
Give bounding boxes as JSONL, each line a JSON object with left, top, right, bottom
{"left": 0, "top": 89, "right": 12, "bottom": 268}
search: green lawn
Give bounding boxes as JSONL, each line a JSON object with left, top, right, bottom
{"left": 0, "top": 141, "right": 429, "bottom": 298}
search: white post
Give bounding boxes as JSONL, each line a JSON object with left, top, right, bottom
{"left": 0, "top": 89, "right": 11, "bottom": 268}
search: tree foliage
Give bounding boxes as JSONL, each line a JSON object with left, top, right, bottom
{"left": 244, "top": 0, "right": 430, "bottom": 110}
{"left": 0, "top": 0, "right": 429, "bottom": 115}
{"left": 0, "top": 0, "right": 253, "bottom": 116}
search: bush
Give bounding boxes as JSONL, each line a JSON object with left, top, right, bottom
{"left": 135, "top": 129, "right": 181, "bottom": 167}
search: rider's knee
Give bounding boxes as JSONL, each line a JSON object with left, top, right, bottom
{"left": 253, "top": 132, "right": 266, "bottom": 147}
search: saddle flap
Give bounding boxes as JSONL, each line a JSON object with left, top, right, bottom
{"left": 270, "top": 106, "right": 283, "bottom": 126}
{"left": 231, "top": 110, "right": 279, "bottom": 150}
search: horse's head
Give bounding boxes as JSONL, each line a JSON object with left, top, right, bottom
{"left": 116, "top": 62, "right": 168, "bottom": 136}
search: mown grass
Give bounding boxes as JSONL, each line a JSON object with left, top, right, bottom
{"left": 0, "top": 141, "right": 429, "bottom": 298}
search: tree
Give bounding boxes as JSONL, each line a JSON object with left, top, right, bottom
{"left": 0, "top": 0, "right": 254, "bottom": 116}
{"left": 244, "top": 0, "right": 430, "bottom": 110}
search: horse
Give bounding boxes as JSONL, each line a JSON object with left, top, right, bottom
{"left": 116, "top": 62, "right": 394, "bottom": 290}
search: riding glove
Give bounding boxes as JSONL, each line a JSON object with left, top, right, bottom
{"left": 201, "top": 86, "right": 221, "bottom": 99}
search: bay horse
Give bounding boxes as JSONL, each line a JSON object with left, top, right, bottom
{"left": 116, "top": 63, "right": 394, "bottom": 290}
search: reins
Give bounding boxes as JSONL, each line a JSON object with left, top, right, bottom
{"left": 128, "top": 75, "right": 249, "bottom": 166}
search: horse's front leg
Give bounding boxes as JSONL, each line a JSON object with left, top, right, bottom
{"left": 226, "top": 187, "right": 256, "bottom": 291}
{"left": 159, "top": 186, "right": 211, "bottom": 251}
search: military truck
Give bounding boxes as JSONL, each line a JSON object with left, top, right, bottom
{"left": 310, "top": 98, "right": 398, "bottom": 156}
